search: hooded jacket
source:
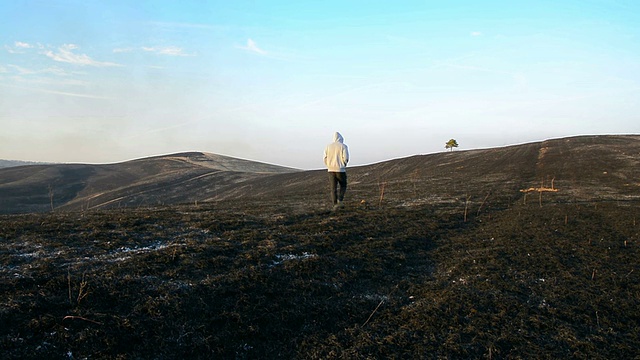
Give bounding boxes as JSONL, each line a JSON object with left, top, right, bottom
{"left": 323, "top": 132, "right": 349, "bottom": 172}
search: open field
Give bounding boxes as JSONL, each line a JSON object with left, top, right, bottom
{"left": 2, "top": 198, "right": 640, "bottom": 359}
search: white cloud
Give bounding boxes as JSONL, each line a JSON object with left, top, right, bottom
{"left": 4, "top": 41, "right": 34, "bottom": 54}
{"left": 5, "top": 41, "right": 34, "bottom": 54}
{"left": 15, "top": 41, "right": 33, "bottom": 49}
{"left": 7, "top": 64, "right": 78, "bottom": 77}
{"left": 142, "top": 46, "right": 194, "bottom": 56}
{"left": 471, "top": 31, "right": 483, "bottom": 37}
{"left": 36, "top": 88, "right": 111, "bottom": 99}
{"left": 44, "top": 44, "right": 122, "bottom": 67}
{"left": 11, "top": 75, "right": 90, "bottom": 87}
{"left": 237, "top": 38, "right": 267, "bottom": 55}
{"left": 7, "top": 64, "right": 36, "bottom": 75}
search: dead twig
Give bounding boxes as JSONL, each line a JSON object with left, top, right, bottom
{"left": 67, "top": 270, "right": 72, "bottom": 305}
{"left": 362, "top": 285, "right": 398, "bottom": 327}
{"left": 519, "top": 187, "right": 559, "bottom": 193}
{"left": 77, "top": 274, "right": 89, "bottom": 304}
{"left": 378, "top": 182, "right": 387, "bottom": 207}
{"left": 520, "top": 178, "right": 558, "bottom": 207}
{"left": 362, "top": 299, "right": 385, "bottom": 328}
{"left": 464, "top": 195, "right": 471, "bottom": 222}
{"left": 519, "top": 175, "right": 559, "bottom": 194}
{"left": 477, "top": 192, "right": 490, "bottom": 216}
{"left": 62, "top": 315, "right": 103, "bottom": 325}
{"left": 68, "top": 271, "right": 90, "bottom": 305}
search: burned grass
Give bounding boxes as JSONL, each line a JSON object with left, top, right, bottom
{"left": 1, "top": 199, "right": 639, "bottom": 359}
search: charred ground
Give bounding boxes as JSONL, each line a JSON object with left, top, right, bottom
{"left": 1, "top": 135, "right": 640, "bottom": 358}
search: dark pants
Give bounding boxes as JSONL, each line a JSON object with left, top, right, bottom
{"left": 328, "top": 172, "right": 347, "bottom": 204}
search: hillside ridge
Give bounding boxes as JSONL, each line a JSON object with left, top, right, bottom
{"left": 1, "top": 135, "right": 639, "bottom": 214}
{"left": 0, "top": 151, "right": 296, "bottom": 214}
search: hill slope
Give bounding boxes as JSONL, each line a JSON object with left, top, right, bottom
{"left": 210, "top": 134, "right": 640, "bottom": 209}
{"left": 0, "top": 152, "right": 297, "bottom": 214}
{"left": 1, "top": 135, "right": 639, "bottom": 214}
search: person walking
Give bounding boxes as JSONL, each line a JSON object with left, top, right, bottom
{"left": 323, "top": 132, "right": 349, "bottom": 210}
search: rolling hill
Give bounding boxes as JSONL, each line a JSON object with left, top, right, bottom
{"left": 2, "top": 134, "right": 638, "bottom": 214}
{"left": 0, "top": 152, "right": 297, "bottom": 214}
{"left": 218, "top": 134, "right": 640, "bottom": 207}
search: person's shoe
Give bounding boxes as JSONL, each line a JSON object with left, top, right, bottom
{"left": 338, "top": 200, "right": 345, "bottom": 208}
{"left": 332, "top": 203, "right": 340, "bottom": 211}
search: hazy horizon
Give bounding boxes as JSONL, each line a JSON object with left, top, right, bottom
{"left": 2, "top": 1, "right": 639, "bottom": 169}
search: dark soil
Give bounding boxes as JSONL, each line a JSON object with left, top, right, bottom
{"left": 2, "top": 198, "right": 639, "bottom": 359}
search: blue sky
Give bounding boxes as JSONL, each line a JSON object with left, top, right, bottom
{"left": 1, "top": 0, "right": 639, "bottom": 169}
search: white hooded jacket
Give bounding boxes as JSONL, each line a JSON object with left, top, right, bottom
{"left": 323, "top": 132, "right": 349, "bottom": 172}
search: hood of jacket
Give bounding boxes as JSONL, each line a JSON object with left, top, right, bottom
{"left": 333, "top": 132, "right": 344, "bottom": 143}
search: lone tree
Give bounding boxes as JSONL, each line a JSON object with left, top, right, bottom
{"left": 445, "top": 139, "right": 459, "bottom": 151}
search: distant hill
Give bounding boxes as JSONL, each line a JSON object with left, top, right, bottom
{"left": 0, "top": 159, "right": 49, "bottom": 169}
{"left": 1, "top": 135, "right": 639, "bottom": 214}
{"left": 0, "top": 152, "right": 297, "bottom": 214}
